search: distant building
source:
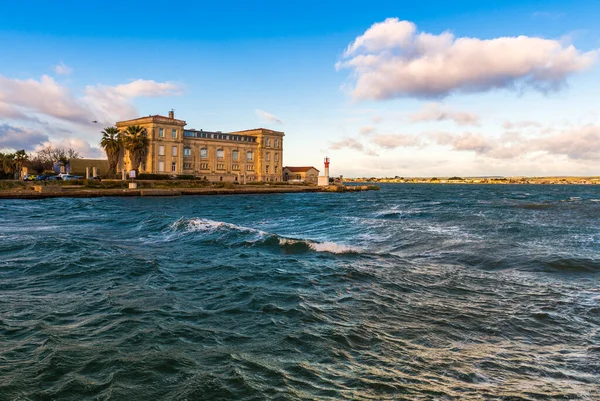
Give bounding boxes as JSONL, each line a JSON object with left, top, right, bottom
{"left": 69, "top": 159, "right": 109, "bottom": 176}
{"left": 282, "top": 166, "right": 319, "bottom": 183}
{"left": 115, "top": 111, "right": 284, "bottom": 183}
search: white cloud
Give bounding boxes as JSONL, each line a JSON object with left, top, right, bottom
{"left": 330, "top": 136, "right": 379, "bottom": 156}
{"left": 502, "top": 120, "right": 542, "bottom": 129}
{"left": 371, "top": 134, "right": 422, "bottom": 149}
{"left": 0, "top": 74, "right": 185, "bottom": 158}
{"left": 330, "top": 137, "right": 364, "bottom": 151}
{"left": 337, "top": 18, "right": 597, "bottom": 100}
{"left": 255, "top": 109, "right": 283, "bottom": 124}
{"left": 35, "top": 137, "right": 104, "bottom": 159}
{"left": 0, "top": 75, "right": 90, "bottom": 124}
{"left": 359, "top": 126, "right": 376, "bottom": 135}
{"left": 0, "top": 74, "right": 185, "bottom": 126}
{"left": 111, "top": 79, "right": 183, "bottom": 97}
{"left": 410, "top": 103, "right": 480, "bottom": 126}
{"left": 0, "top": 124, "right": 49, "bottom": 151}
{"left": 54, "top": 62, "right": 73, "bottom": 76}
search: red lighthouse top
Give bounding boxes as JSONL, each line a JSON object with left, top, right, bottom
{"left": 324, "top": 157, "right": 330, "bottom": 168}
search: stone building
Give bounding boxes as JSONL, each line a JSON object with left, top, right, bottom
{"left": 282, "top": 166, "right": 319, "bottom": 183}
{"left": 115, "top": 111, "right": 284, "bottom": 183}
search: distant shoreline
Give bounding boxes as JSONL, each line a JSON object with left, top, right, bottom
{"left": 346, "top": 177, "right": 600, "bottom": 185}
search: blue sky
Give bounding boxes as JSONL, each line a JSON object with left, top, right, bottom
{"left": 1, "top": 0, "right": 600, "bottom": 176}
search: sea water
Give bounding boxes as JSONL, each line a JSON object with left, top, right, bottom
{"left": 1, "top": 184, "right": 599, "bottom": 400}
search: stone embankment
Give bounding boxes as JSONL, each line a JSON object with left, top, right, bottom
{"left": 0, "top": 184, "right": 378, "bottom": 199}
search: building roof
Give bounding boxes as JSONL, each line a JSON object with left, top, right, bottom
{"left": 229, "top": 128, "right": 285, "bottom": 136}
{"left": 283, "top": 166, "right": 319, "bottom": 172}
{"left": 116, "top": 114, "right": 186, "bottom": 125}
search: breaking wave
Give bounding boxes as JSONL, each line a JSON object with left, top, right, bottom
{"left": 170, "top": 217, "right": 362, "bottom": 255}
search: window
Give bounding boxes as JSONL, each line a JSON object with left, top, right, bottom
{"left": 232, "top": 150, "right": 239, "bottom": 160}
{"left": 200, "top": 163, "right": 209, "bottom": 170}
{"left": 275, "top": 153, "right": 279, "bottom": 162}
{"left": 246, "top": 164, "right": 254, "bottom": 171}
{"left": 274, "top": 166, "right": 278, "bottom": 173}
{"left": 217, "top": 163, "right": 225, "bottom": 170}
{"left": 184, "top": 147, "right": 191, "bottom": 157}
{"left": 159, "top": 128, "right": 164, "bottom": 138}
{"left": 172, "top": 146, "right": 177, "bottom": 156}
{"left": 183, "top": 162, "right": 192, "bottom": 169}
{"left": 171, "top": 162, "right": 177, "bottom": 172}
{"left": 266, "top": 152, "right": 270, "bottom": 161}
{"left": 217, "top": 149, "right": 224, "bottom": 159}
{"left": 275, "top": 139, "right": 279, "bottom": 148}
{"left": 158, "top": 161, "right": 165, "bottom": 172}
{"left": 246, "top": 151, "right": 253, "bottom": 161}
{"left": 232, "top": 164, "right": 240, "bottom": 171}
{"left": 265, "top": 165, "right": 269, "bottom": 174}
{"left": 172, "top": 129, "right": 177, "bottom": 139}
{"left": 200, "top": 148, "right": 208, "bottom": 158}
{"left": 158, "top": 145, "right": 165, "bottom": 156}
{"left": 266, "top": 138, "right": 271, "bottom": 147}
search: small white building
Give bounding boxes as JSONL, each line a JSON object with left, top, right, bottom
{"left": 282, "top": 166, "right": 320, "bottom": 183}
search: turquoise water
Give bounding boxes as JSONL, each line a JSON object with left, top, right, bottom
{"left": 1, "top": 184, "right": 599, "bottom": 400}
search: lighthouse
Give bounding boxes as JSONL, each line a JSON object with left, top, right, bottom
{"left": 318, "top": 156, "right": 330, "bottom": 186}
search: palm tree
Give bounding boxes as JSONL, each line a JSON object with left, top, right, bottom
{"left": 121, "top": 125, "right": 148, "bottom": 173}
{"left": 100, "top": 126, "right": 121, "bottom": 175}
{"left": 13, "top": 150, "right": 28, "bottom": 179}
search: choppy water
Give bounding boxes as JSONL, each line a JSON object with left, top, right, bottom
{"left": 1, "top": 184, "right": 600, "bottom": 400}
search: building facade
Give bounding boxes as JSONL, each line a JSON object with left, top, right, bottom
{"left": 282, "top": 166, "right": 319, "bottom": 183}
{"left": 116, "top": 111, "right": 284, "bottom": 183}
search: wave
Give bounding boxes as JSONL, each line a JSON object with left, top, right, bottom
{"left": 169, "top": 218, "right": 361, "bottom": 255}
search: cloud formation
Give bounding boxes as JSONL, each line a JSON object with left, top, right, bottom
{"left": 359, "top": 126, "right": 376, "bottom": 135}
{"left": 502, "top": 120, "right": 542, "bottom": 129}
{"left": 0, "top": 124, "right": 49, "bottom": 151}
{"left": 337, "top": 18, "right": 597, "bottom": 100}
{"left": 0, "top": 75, "right": 185, "bottom": 126}
{"left": 54, "top": 62, "right": 73, "bottom": 76}
{"left": 330, "top": 123, "right": 600, "bottom": 162}
{"left": 255, "top": 109, "right": 283, "bottom": 124}
{"left": 410, "top": 103, "right": 480, "bottom": 126}
{"left": 35, "top": 137, "right": 104, "bottom": 159}
{"left": 371, "top": 134, "right": 422, "bottom": 149}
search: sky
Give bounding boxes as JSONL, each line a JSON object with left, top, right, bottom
{"left": 1, "top": 0, "right": 600, "bottom": 177}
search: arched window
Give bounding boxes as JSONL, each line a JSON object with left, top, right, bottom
{"left": 246, "top": 151, "right": 253, "bottom": 161}
{"left": 274, "top": 139, "right": 279, "bottom": 148}
{"left": 232, "top": 150, "right": 239, "bottom": 160}
{"left": 200, "top": 148, "right": 208, "bottom": 158}
{"left": 184, "top": 147, "right": 191, "bottom": 157}
{"left": 266, "top": 138, "right": 271, "bottom": 147}
{"left": 217, "top": 149, "right": 224, "bottom": 159}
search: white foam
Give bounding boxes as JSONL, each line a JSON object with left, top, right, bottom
{"left": 174, "top": 218, "right": 267, "bottom": 236}
{"left": 309, "top": 241, "right": 358, "bottom": 254}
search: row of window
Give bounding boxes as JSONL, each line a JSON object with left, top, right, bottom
{"left": 160, "top": 161, "right": 277, "bottom": 174}
{"left": 158, "top": 128, "right": 178, "bottom": 139}
{"left": 159, "top": 129, "right": 281, "bottom": 149}
{"left": 157, "top": 161, "right": 178, "bottom": 172}
{"left": 264, "top": 138, "right": 280, "bottom": 148}
{"left": 183, "top": 131, "right": 258, "bottom": 143}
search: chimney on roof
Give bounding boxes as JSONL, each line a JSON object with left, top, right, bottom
{"left": 168, "top": 109, "right": 174, "bottom": 119}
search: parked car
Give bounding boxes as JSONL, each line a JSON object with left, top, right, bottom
{"left": 46, "top": 175, "right": 62, "bottom": 181}
{"left": 23, "top": 174, "right": 37, "bottom": 181}
{"left": 59, "top": 174, "right": 83, "bottom": 180}
{"left": 35, "top": 175, "right": 48, "bottom": 181}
